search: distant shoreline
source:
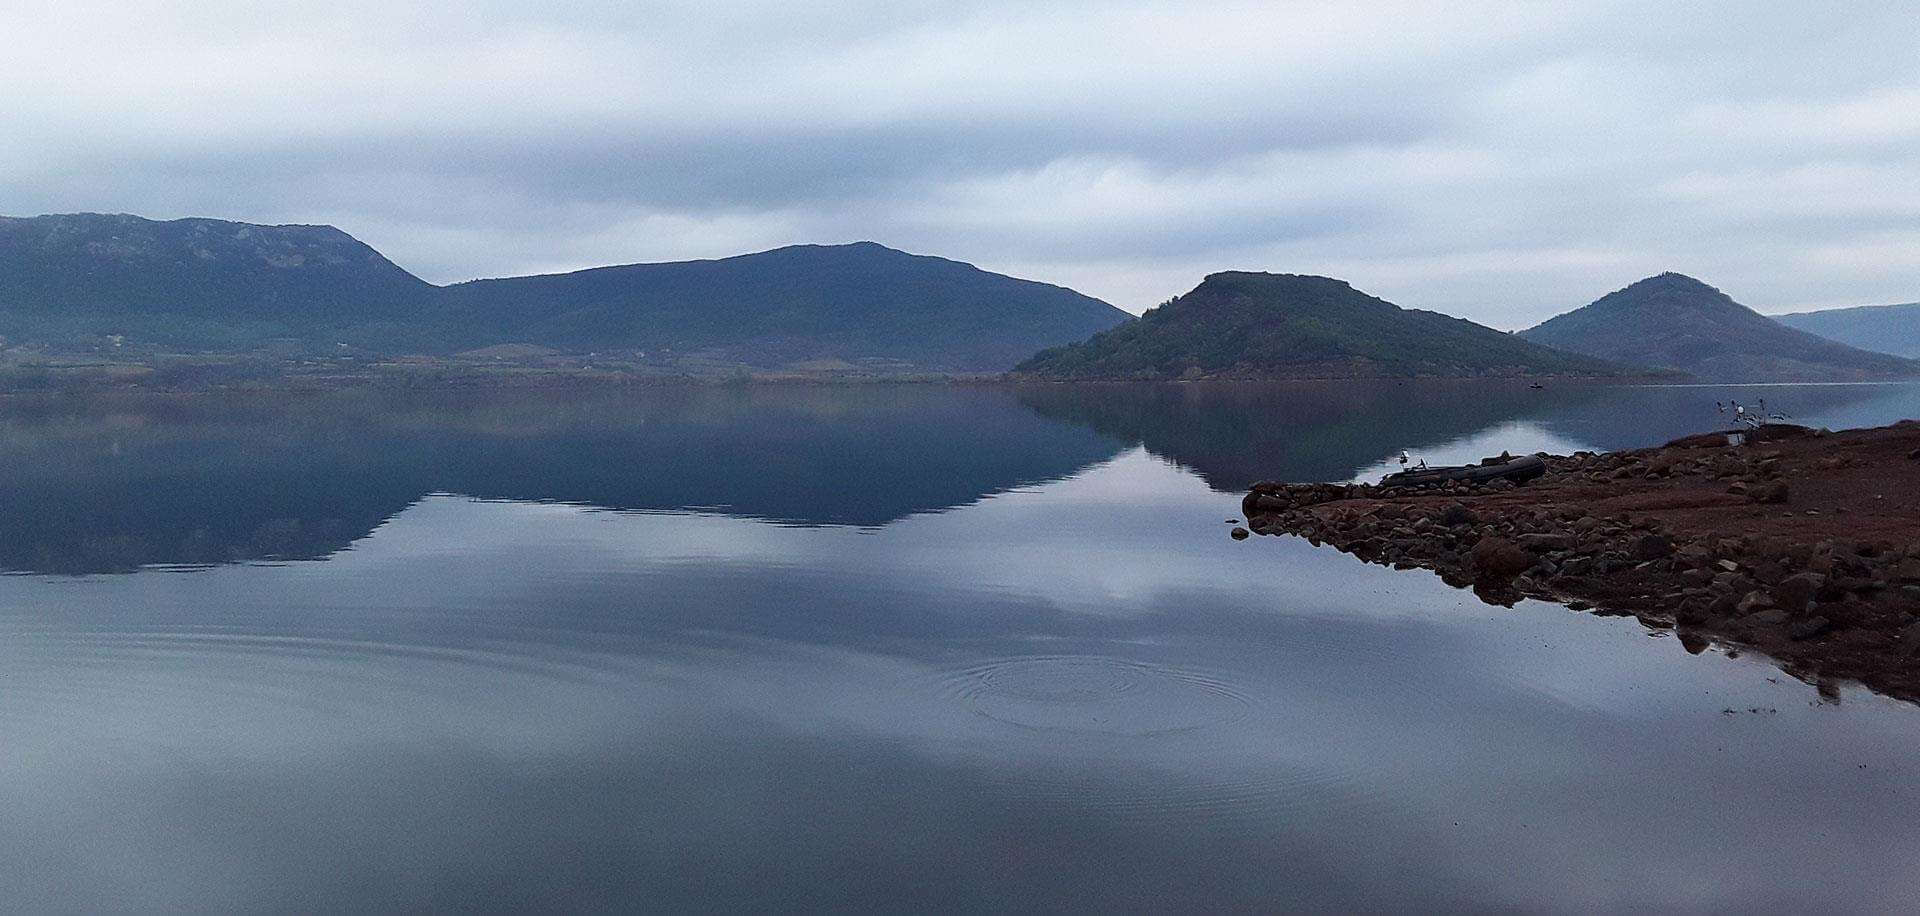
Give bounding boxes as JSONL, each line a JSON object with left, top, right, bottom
{"left": 0, "top": 354, "right": 1909, "bottom": 394}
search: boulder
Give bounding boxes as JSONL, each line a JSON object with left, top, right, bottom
{"left": 1633, "top": 533, "right": 1675, "bottom": 561}
{"left": 1896, "top": 558, "right": 1920, "bottom": 583}
{"left": 1712, "top": 572, "right": 1758, "bottom": 596}
{"left": 1468, "top": 537, "right": 1534, "bottom": 584}
{"left": 1786, "top": 616, "right": 1832, "bottom": 641}
{"left": 1674, "top": 600, "right": 1712, "bottom": 625}
{"left": 1229, "top": 527, "right": 1249, "bottom": 541}
{"left": 1707, "top": 593, "right": 1740, "bottom": 617}
{"left": 1516, "top": 532, "right": 1575, "bottom": 552}
{"left": 1440, "top": 503, "right": 1479, "bottom": 527}
{"left": 1771, "top": 572, "right": 1826, "bottom": 612}
{"left": 1744, "top": 607, "right": 1790, "bottom": 627}
{"left": 1594, "top": 551, "right": 1632, "bottom": 574}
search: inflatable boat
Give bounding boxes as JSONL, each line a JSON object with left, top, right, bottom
{"left": 1380, "top": 453, "right": 1546, "bottom": 489}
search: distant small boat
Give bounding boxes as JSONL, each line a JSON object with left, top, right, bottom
{"left": 1381, "top": 454, "right": 1546, "bottom": 488}
{"left": 1529, "top": 383, "right": 1545, "bottom": 389}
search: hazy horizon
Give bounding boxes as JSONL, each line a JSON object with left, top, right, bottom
{"left": 5, "top": 1, "right": 1916, "bottom": 324}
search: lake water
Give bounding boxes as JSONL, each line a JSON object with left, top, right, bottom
{"left": 4, "top": 381, "right": 1920, "bottom": 912}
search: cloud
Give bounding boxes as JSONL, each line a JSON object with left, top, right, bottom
{"left": 1, "top": 0, "right": 1916, "bottom": 321}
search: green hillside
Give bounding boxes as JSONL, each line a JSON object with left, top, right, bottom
{"left": 1014, "top": 272, "right": 1623, "bottom": 379}
{"left": 436, "top": 241, "right": 1128, "bottom": 371}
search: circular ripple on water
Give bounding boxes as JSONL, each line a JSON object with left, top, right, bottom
{"left": 919, "top": 653, "right": 1388, "bottom": 825}
{"left": 931, "top": 654, "right": 1257, "bottom": 738}
{"left": 0, "top": 621, "right": 650, "bottom": 744}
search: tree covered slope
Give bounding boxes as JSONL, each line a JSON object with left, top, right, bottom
{"left": 0, "top": 213, "right": 434, "bottom": 349}
{"left": 1014, "top": 271, "right": 1623, "bottom": 379}
{"left": 436, "top": 241, "right": 1129, "bottom": 371}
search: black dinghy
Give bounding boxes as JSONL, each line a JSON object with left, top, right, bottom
{"left": 1380, "top": 453, "right": 1546, "bottom": 489}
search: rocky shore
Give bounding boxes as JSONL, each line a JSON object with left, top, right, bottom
{"left": 1239, "top": 421, "right": 1920, "bottom": 702}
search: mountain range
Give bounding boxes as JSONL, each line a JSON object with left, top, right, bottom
{"left": 0, "top": 213, "right": 432, "bottom": 351}
{"left": 1518, "top": 273, "right": 1919, "bottom": 382}
{"left": 5, "top": 212, "right": 1916, "bottom": 382}
{"left": 1014, "top": 272, "right": 1625, "bottom": 379}
{"left": 1773, "top": 301, "right": 1920, "bottom": 360}
{"left": 0, "top": 213, "right": 1128, "bottom": 372}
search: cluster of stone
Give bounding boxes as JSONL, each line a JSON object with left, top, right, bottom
{"left": 1239, "top": 468, "right": 1920, "bottom": 651}
{"left": 1541, "top": 446, "right": 1799, "bottom": 504}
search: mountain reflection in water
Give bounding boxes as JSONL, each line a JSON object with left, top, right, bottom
{"left": 1017, "top": 380, "right": 1920, "bottom": 490}
{"left": 0, "top": 386, "right": 1124, "bottom": 574}
{"left": 5, "top": 382, "right": 1920, "bottom": 911}
{"left": 6, "top": 381, "right": 1918, "bottom": 575}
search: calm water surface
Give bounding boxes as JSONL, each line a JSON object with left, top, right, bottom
{"left": 3, "top": 382, "right": 1919, "bottom": 912}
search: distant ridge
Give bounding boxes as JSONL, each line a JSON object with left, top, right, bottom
{"left": 0, "top": 212, "right": 434, "bottom": 348}
{"left": 0, "top": 213, "right": 1129, "bottom": 371}
{"left": 1013, "top": 271, "right": 1625, "bottom": 379}
{"left": 1774, "top": 301, "right": 1920, "bottom": 360}
{"left": 1519, "top": 272, "right": 1920, "bottom": 382}
{"left": 437, "top": 240, "right": 1129, "bottom": 371}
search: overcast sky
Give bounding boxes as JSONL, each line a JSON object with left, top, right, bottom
{"left": 4, "top": 1, "right": 1916, "bottom": 325}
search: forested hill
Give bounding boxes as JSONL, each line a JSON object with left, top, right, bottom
{"left": 437, "top": 241, "right": 1129, "bottom": 371}
{"left": 0, "top": 214, "right": 1129, "bottom": 371}
{"left": 1520, "top": 273, "right": 1919, "bottom": 382}
{"left": 0, "top": 213, "right": 433, "bottom": 350}
{"left": 1013, "top": 271, "right": 1624, "bottom": 379}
